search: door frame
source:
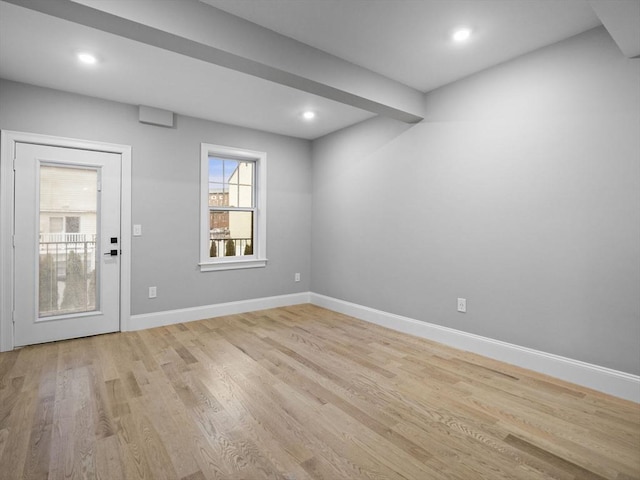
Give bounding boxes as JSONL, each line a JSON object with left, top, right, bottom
{"left": 1, "top": 130, "right": 132, "bottom": 352}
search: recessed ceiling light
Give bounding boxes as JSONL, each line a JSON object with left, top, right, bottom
{"left": 302, "top": 111, "right": 316, "bottom": 120}
{"left": 452, "top": 28, "right": 472, "bottom": 43}
{"left": 77, "top": 52, "right": 97, "bottom": 65}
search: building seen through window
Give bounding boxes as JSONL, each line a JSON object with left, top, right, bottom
{"left": 208, "top": 157, "right": 254, "bottom": 258}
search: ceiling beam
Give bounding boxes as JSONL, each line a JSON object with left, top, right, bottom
{"left": 5, "top": 0, "right": 425, "bottom": 123}
{"left": 589, "top": 0, "right": 640, "bottom": 58}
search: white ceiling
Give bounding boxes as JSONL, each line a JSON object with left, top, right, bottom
{"left": 0, "top": 1, "right": 374, "bottom": 139}
{"left": 0, "top": 0, "right": 621, "bottom": 140}
{"left": 203, "top": 0, "right": 602, "bottom": 92}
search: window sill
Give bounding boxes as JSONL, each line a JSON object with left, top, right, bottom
{"left": 199, "top": 258, "right": 267, "bottom": 272}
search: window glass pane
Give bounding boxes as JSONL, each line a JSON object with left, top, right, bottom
{"left": 39, "top": 165, "right": 98, "bottom": 317}
{"left": 208, "top": 157, "right": 225, "bottom": 184}
{"left": 209, "top": 157, "right": 254, "bottom": 208}
{"left": 228, "top": 182, "right": 238, "bottom": 207}
{"left": 208, "top": 184, "right": 227, "bottom": 207}
{"left": 209, "top": 211, "right": 228, "bottom": 258}
{"left": 238, "top": 185, "right": 252, "bottom": 207}
{"left": 238, "top": 161, "right": 253, "bottom": 185}
{"left": 224, "top": 159, "right": 239, "bottom": 184}
{"left": 208, "top": 210, "right": 253, "bottom": 257}
{"left": 228, "top": 211, "right": 253, "bottom": 256}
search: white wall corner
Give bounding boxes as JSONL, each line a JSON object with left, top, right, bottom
{"left": 128, "top": 292, "right": 311, "bottom": 331}
{"left": 309, "top": 293, "right": 640, "bottom": 403}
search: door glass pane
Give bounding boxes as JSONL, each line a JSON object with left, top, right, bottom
{"left": 39, "top": 165, "right": 99, "bottom": 317}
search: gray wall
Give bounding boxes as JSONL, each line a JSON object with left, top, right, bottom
{"left": 311, "top": 27, "right": 640, "bottom": 375}
{"left": 2, "top": 26, "right": 638, "bottom": 376}
{"left": 0, "top": 79, "right": 312, "bottom": 315}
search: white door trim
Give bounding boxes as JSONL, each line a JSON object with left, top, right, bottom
{"left": 0, "top": 130, "right": 132, "bottom": 352}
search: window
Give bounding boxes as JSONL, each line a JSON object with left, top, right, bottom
{"left": 49, "top": 217, "right": 63, "bottom": 233}
{"left": 65, "top": 216, "right": 80, "bottom": 233}
{"left": 200, "top": 143, "right": 267, "bottom": 271}
{"left": 48, "top": 216, "right": 80, "bottom": 234}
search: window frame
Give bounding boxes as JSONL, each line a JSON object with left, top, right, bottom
{"left": 199, "top": 143, "right": 267, "bottom": 272}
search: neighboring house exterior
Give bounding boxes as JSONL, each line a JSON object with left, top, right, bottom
{"left": 209, "top": 191, "right": 229, "bottom": 233}
{"left": 209, "top": 162, "right": 253, "bottom": 256}
{"left": 39, "top": 165, "right": 97, "bottom": 240}
{"left": 227, "top": 161, "right": 253, "bottom": 245}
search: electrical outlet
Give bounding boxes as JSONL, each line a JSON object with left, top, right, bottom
{"left": 294, "top": 273, "right": 301, "bottom": 282}
{"left": 149, "top": 286, "right": 157, "bottom": 298}
{"left": 457, "top": 298, "right": 466, "bottom": 313}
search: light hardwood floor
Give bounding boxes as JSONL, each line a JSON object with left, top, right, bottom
{"left": 0, "top": 304, "right": 638, "bottom": 479}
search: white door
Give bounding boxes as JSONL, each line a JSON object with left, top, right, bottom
{"left": 13, "top": 143, "right": 121, "bottom": 346}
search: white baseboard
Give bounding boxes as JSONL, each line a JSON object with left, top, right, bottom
{"left": 127, "top": 291, "right": 638, "bottom": 402}
{"left": 129, "top": 292, "right": 310, "bottom": 331}
{"left": 310, "top": 293, "right": 640, "bottom": 403}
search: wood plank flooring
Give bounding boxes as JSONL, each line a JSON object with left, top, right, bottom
{"left": 0, "top": 304, "right": 638, "bottom": 479}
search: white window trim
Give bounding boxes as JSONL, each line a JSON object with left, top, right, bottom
{"left": 199, "top": 143, "right": 267, "bottom": 272}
